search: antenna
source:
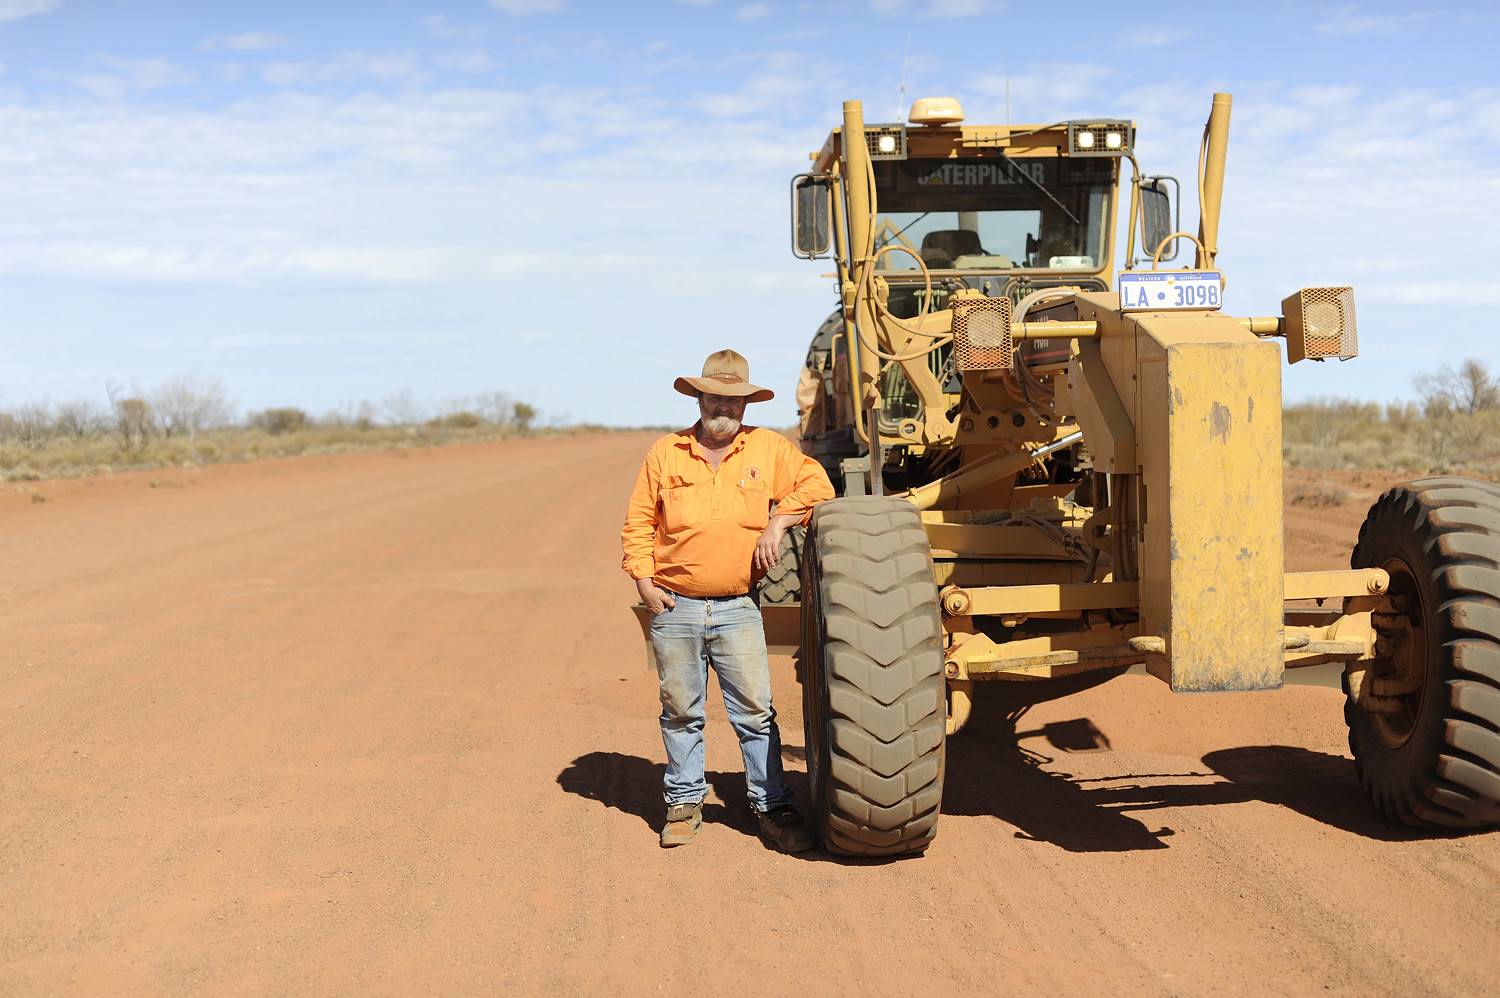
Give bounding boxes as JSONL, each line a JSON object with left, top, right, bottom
{"left": 1004, "top": 55, "right": 1012, "bottom": 122}
{"left": 896, "top": 33, "right": 910, "bottom": 120}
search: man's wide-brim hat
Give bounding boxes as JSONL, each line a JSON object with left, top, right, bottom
{"left": 674, "top": 348, "right": 774, "bottom": 403}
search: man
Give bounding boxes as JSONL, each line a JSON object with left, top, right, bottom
{"left": 621, "top": 349, "right": 835, "bottom": 851}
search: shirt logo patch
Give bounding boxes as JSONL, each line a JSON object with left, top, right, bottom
{"left": 746, "top": 466, "right": 762, "bottom": 481}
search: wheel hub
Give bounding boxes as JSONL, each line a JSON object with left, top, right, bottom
{"left": 1368, "top": 557, "right": 1429, "bottom": 749}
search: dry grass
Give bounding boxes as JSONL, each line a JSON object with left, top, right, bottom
{"left": 0, "top": 422, "right": 623, "bottom": 482}
{"left": 6, "top": 391, "right": 1496, "bottom": 485}
{"left": 1283, "top": 400, "right": 1500, "bottom": 481}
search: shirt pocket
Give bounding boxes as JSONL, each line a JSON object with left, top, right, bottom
{"left": 659, "top": 482, "right": 700, "bottom": 536}
{"left": 736, "top": 480, "right": 770, "bottom": 530}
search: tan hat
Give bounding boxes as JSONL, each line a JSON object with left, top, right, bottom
{"left": 673, "top": 348, "right": 774, "bottom": 403}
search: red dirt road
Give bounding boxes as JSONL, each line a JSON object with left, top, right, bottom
{"left": 3, "top": 436, "right": 1496, "bottom": 995}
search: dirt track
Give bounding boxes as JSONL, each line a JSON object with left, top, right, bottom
{"left": 3, "top": 436, "right": 1496, "bottom": 996}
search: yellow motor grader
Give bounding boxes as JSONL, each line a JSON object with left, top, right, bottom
{"left": 765, "top": 92, "right": 1500, "bottom": 856}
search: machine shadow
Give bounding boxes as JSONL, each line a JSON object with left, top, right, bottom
{"left": 942, "top": 679, "right": 1456, "bottom": 850}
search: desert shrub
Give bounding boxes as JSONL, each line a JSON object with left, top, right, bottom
{"left": 0, "top": 380, "right": 563, "bottom": 481}
{"left": 428, "top": 410, "right": 485, "bottom": 429}
{"left": 54, "top": 399, "right": 107, "bottom": 441}
{"left": 112, "top": 397, "right": 154, "bottom": 453}
{"left": 1284, "top": 399, "right": 1500, "bottom": 479}
{"left": 250, "top": 407, "right": 310, "bottom": 435}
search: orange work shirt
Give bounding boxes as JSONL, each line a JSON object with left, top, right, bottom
{"left": 621, "top": 425, "right": 835, "bottom": 597}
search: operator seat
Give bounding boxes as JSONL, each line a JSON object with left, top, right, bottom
{"left": 920, "top": 229, "right": 985, "bottom": 268}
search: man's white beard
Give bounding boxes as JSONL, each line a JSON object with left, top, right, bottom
{"left": 702, "top": 414, "right": 740, "bottom": 439}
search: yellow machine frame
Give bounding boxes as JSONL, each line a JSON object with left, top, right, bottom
{"left": 785, "top": 92, "right": 1383, "bottom": 724}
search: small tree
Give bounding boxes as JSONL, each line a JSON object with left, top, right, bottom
{"left": 11, "top": 401, "right": 53, "bottom": 449}
{"left": 475, "top": 391, "right": 515, "bottom": 428}
{"left": 1415, "top": 358, "right": 1499, "bottom": 415}
{"left": 512, "top": 401, "right": 537, "bottom": 434}
{"left": 153, "top": 373, "right": 233, "bottom": 441}
{"left": 382, "top": 388, "right": 427, "bottom": 427}
{"left": 54, "top": 399, "right": 107, "bottom": 441}
{"left": 114, "top": 398, "right": 154, "bottom": 452}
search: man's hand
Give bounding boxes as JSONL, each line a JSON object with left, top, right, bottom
{"left": 754, "top": 513, "right": 802, "bottom": 575}
{"left": 636, "top": 577, "right": 677, "bottom": 615}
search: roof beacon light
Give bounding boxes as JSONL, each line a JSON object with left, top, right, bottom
{"left": 908, "top": 96, "right": 965, "bottom": 126}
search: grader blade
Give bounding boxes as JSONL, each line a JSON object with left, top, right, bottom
{"left": 1135, "top": 313, "right": 1285, "bottom": 691}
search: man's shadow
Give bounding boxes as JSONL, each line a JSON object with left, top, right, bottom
{"left": 559, "top": 675, "right": 1457, "bottom": 857}
{"left": 557, "top": 747, "right": 828, "bottom": 855}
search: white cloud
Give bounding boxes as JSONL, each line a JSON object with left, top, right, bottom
{"left": 968, "top": 62, "right": 1112, "bottom": 117}
{"left": 263, "top": 51, "right": 427, "bottom": 88}
{"left": 0, "top": 0, "right": 58, "bottom": 24}
{"left": 1315, "top": 5, "right": 1431, "bottom": 35}
{"left": 0, "top": 77, "right": 834, "bottom": 420}
{"left": 488, "top": 0, "right": 564, "bottom": 13}
{"left": 696, "top": 50, "right": 847, "bottom": 118}
{"left": 929, "top": 0, "right": 991, "bottom": 15}
{"left": 432, "top": 50, "right": 496, "bottom": 74}
{"left": 736, "top": 2, "right": 771, "bottom": 19}
{"left": 674, "top": 0, "right": 718, "bottom": 6}
{"left": 102, "top": 56, "right": 190, "bottom": 88}
{"left": 68, "top": 56, "right": 192, "bottom": 100}
{"left": 1123, "top": 27, "right": 1191, "bottom": 47}
{"left": 200, "top": 32, "right": 288, "bottom": 52}
{"left": 872, "top": 0, "right": 991, "bottom": 13}
{"left": 421, "top": 14, "right": 486, "bottom": 41}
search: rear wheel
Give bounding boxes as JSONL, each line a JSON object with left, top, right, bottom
{"left": 755, "top": 525, "right": 805, "bottom": 607}
{"left": 801, "top": 497, "right": 945, "bottom": 856}
{"left": 1347, "top": 476, "right": 1500, "bottom": 828}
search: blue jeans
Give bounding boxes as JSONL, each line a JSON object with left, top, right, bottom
{"left": 649, "top": 593, "right": 791, "bottom": 813}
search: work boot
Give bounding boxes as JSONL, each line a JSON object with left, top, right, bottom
{"left": 756, "top": 805, "right": 815, "bottom": 853}
{"left": 660, "top": 801, "right": 703, "bottom": 848}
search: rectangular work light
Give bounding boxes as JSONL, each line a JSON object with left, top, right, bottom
{"left": 1067, "top": 120, "right": 1134, "bottom": 157}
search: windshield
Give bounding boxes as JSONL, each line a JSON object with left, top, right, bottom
{"left": 871, "top": 156, "right": 1113, "bottom": 272}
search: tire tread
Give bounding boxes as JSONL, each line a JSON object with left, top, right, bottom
{"left": 1347, "top": 476, "right": 1500, "bottom": 830}
{"left": 804, "top": 496, "right": 945, "bottom": 856}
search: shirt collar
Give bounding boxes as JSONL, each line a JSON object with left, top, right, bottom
{"left": 674, "top": 423, "right": 752, "bottom": 463}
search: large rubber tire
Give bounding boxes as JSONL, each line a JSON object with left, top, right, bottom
{"left": 755, "top": 525, "right": 805, "bottom": 607}
{"left": 801, "top": 496, "right": 945, "bottom": 856}
{"left": 1347, "top": 476, "right": 1500, "bottom": 828}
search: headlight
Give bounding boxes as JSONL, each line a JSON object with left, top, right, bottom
{"left": 1281, "top": 287, "right": 1359, "bottom": 363}
{"left": 864, "top": 126, "right": 908, "bottom": 160}
{"left": 1067, "top": 120, "right": 1134, "bottom": 157}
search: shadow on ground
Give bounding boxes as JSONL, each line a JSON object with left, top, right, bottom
{"left": 942, "top": 676, "right": 1457, "bottom": 851}
{"left": 559, "top": 672, "right": 1454, "bottom": 857}
{"left": 558, "top": 750, "right": 837, "bottom": 857}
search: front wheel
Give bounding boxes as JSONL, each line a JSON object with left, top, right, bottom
{"left": 801, "top": 497, "right": 946, "bottom": 856}
{"left": 1346, "top": 476, "right": 1500, "bottom": 828}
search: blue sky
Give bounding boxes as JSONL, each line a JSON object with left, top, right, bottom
{"left": 1, "top": 0, "right": 1496, "bottom": 426}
